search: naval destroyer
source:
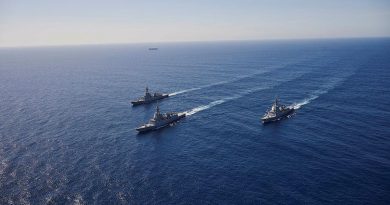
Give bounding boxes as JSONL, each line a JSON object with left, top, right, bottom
{"left": 261, "top": 98, "right": 294, "bottom": 123}
{"left": 136, "top": 105, "right": 186, "bottom": 132}
{"left": 131, "top": 87, "right": 169, "bottom": 106}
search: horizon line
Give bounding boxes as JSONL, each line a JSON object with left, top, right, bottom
{"left": 1, "top": 36, "right": 389, "bottom": 49}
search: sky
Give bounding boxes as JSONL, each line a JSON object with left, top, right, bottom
{"left": 0, "top": 0, "right": 389, "bottom": 47}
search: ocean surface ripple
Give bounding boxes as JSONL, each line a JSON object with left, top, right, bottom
{"left": 0, "top": 39, "right": 389, "bottom": 205}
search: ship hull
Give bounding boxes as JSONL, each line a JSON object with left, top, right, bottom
{"left": 131, "top": 94, "right": 169, "bottom": 106}
{"left": 261, "top": 108, "right": 294, "bottom": 124}
{"left": 136, "top": 113, "right": 186, "bottom": 133}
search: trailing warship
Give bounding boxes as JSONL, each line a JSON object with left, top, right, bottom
{"left": 131, "top": 87, "right": 169, "bottom": 106}
{"left": 136, "top": 105, "right": 186, "bottom": 132}
{"left": 261, "top": 98, "right": 294, "bottom": 123}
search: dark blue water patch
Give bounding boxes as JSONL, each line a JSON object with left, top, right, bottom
{"left": 0, "top": 38, "right": 389, "bottom": 204}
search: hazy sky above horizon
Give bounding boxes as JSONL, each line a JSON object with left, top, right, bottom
{"left": 0, "top": 0, "right": 389, "bottom": 47}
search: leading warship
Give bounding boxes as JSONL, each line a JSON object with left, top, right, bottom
{"left": 261, "top": 98, "right": 294, "bottom": 123}
{"left": 136, "top": 105, "right": 186, "bottom": 133}
{"left": 131, "top": 87, "right": 169, "bottom": 106}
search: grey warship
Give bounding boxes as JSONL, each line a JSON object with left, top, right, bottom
{"left": 261, "top": 98, "right": 294, "bottom": 123}
{"left": 136, "top": 105, "right": 186, "bottom": 132}
{"left": 131, "top": 87, "right": 169, "bottom": 106}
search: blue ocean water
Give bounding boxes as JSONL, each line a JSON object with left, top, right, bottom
{"left": 0, "top": 38, "right": 389, "bottom": 204}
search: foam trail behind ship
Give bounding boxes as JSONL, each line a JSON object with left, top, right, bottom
{"left": 184, "top": 86, "right": 266, "bottom": 116}
{"left": 292, "top": 92, "right": 323, "bottom": 109}
{"left": 291, "top": 70, "right": 355, "bottom": 109}
{"left": 169, "top": 69, "right": 272, "bottom": 96}
{"left": 170, "top": 80, "right": 230, "bottom": 96}
{"left": 170, "top": 57, "right": 320, "bottom": 97}
{"left": 184, "top": 67, "right": 316, "bottom": 116}
{"left": 188, "top": 75, "right": 339, "bottom": 116}
{"left": 185, "top": 100, "right": 226, "bottom": 116}
{"left": 170, "top": 87, "right": 202, "bottom": 96}
{"left": 170, "top": 58, "right": 316, "bottom": 97}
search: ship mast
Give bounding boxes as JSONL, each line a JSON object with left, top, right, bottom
{"left": 153, "top": 102, "right": 161, "bottom": 119}
{"left": 145, "top": 86, "right": 152, "bottom": 99}
{"left": 272, "top": 97, "right": 279, "bottom": 112}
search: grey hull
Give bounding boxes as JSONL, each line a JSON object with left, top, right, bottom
{"left": 261, "top": 108, "right": 294, "bottom": 124}
{"left": 136, "top": 113, "right": 186, "bottom": 133}
{"left": 131, "top": 94, "right": 169, "bottom": 106}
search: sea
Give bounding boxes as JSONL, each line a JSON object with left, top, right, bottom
{"left": 0, "top": 38, "right": 389, "bottom": 204}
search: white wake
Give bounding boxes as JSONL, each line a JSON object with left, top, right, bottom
{"left": 186, "top": 68, "right": 355, "bottom": 115}
{"left": 169, "top": 80, "right": 230, "bottom": 96}
{"left": 185, "top": 100, "right": 226, "bottom": 116}
{"left": 184, "top": 86, "right": 268, "bottom": 116}
{"left": 169, "top": 70, "right": 270, "bottom": 96}
{"left": 181, "top": 59, "right": 348, "bottom": 116}
{"left": 170, "top": 58, "right": 319, "bottom": 97}
{"left": 169, "top": 87, "right": 202, "bottom": 96}
{"left": 291, "top": 90, "right": 326, "bottom": 109}
{"left": 291, "top": 71, "right": 355, "bottom": 109}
